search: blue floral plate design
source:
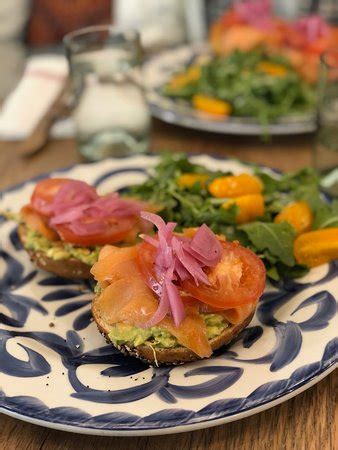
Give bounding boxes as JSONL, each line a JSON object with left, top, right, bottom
{"left": 0, "top": 155, "right": 336, "bottom": 436}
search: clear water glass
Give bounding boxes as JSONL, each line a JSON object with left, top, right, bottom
{"left": 64, "top": 26, "right": 150, "bottom": 161}
{"left": 314, "top": 49, "right": 338, "bottom": 197}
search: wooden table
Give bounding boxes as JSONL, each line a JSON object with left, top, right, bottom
{"left": 0, "top": 120, "right": 336, "bottom": 450}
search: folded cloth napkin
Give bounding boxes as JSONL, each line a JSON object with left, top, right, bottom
{"left": 0, "top": 54, "right": 73, "bottom": 140}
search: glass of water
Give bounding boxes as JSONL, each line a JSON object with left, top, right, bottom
{"left": 314, "top": 49, "right": 338, "bottom": 197}
{"left": 64, "top": 26, "right": 151, "bottom": 161}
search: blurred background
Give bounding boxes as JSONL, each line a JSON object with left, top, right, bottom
{"left": 1, "top": 0, "right": 337, "bottom": 100}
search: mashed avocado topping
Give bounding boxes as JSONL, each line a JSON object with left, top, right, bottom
{"left": 108, "top": 313, "right": 229, "bottom": 349}
{"left": 24, "top": 228, "right": 100, "bottom": 265}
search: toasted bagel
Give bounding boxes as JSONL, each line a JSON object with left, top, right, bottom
{"left": 92, "top": 295, "right": 255, "bottom": 366}
{"left": 18, "top": 224, "right": 91, "bottom": 279}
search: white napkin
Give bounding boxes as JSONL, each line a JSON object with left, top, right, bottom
{"left": 0, "top": 54, "right": 72, "bottom": 140}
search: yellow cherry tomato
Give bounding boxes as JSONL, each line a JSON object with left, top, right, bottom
{"left": 209, "top": 173, "right": 263, "bottom": 198}
{"left": 294, "top": 228, "right": 338, "bottom": 267}
{"left": 223, "top": 194, "right": 265, "bottom": 224}
{"left": 192, "top": 94, "right": 232, "bottom": 116}
{"left": 275, "top": 201, "right": 313, "bottom": 235}
{"left": 168, "top": 65, "right": 201, "bottom": 89}
{"left": 177, "top": 173, "right": 209, "bottom": 188}
{"left": 256, "top": 61, "right": 288, "bottom": 77}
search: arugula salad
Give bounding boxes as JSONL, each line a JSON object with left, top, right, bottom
{"left": 162, "top": 49, "right": 316, "bottom": 127}
{"left": 128, "top": 153, "right": 338, "bottom": 281}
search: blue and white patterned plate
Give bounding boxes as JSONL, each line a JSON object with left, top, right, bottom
{"left": 0, "top": 155, "right": 336, "bottom": 436}
{"left": 144, "top": 45, "right": 317, "bottom": 135}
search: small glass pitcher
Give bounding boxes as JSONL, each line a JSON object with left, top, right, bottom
{"left": 64, "top": 26, "right": 151, "bottom": 161}
{"left": 314, "top": 49, "right": 338, "bottom": 197}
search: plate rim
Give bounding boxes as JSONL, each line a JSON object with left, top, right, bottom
{"left": 0, "top": 363, "right": 336, "bottom": 436}
{"left": 0, "top": 155, "right": 336, "bottom": 436}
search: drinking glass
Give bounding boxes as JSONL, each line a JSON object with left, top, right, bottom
{"left": 64, "top": 26, "right": 151, "bottom": 161}
{"left": 314, "top": 49, "right": 338, "bottom": 197}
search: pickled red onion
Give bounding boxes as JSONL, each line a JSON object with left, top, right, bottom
{"left": 67, "top": 220, "right": 107, "bottom": 236}
{"left": 31, "top": 197, "right": 55, "bottom": 216}
{"left": 189, "top": 224, "right": 222, "bottom": 266}
{"left": 139, "top": 212, "right": 222, "bottom": 327}
{"left": 49, "top": 204, "right": 89, "bottom": 226}
{"left": 171, "top": 237, "right": 210, "bottom": 286}
{"left": 52, "top": 180, "right": 98, "bottom": 215}
{"left": 35, "top": 179, "right": 148, "bottom": 238}
{"left": 294, "top": 15, "right": 329, "bottom": 43}
{"left": 234, "top": 0, "right": 273, "bottom": 30}
{"left": 141, "top": 281, "right": 170, "bottom": 328}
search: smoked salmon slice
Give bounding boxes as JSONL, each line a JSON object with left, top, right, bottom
{"left": 92, "top": 244, "right": 254, "bottom": 358}
{"left": 95, "top": 277, "right": 213, "bottom": 358}
{"left": 91, "top": 245, "right": 140, "bottom": 282}
{"left": 21, "top": 205, "right": 59, "bottom": 241}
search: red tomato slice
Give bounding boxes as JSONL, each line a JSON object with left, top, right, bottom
{"left": 138, "top": 240, "right": 266, "bottom": 309}
{"left": 181, "top": 242, "right": 266, "bottom": 308}
{"left": 31, "top": 178, "right": 71, "bottom": 216}
{"left": 55, "top": 217, "right": 136, "bottom": 246}
{"left": 21, "top": 205, "right": 59, "bottom": 241}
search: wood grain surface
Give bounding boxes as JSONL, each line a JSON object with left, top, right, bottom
{"left": 0, "top": 120, "right": 336, "bottom": 450}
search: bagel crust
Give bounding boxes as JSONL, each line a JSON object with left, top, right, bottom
{"left": 92, "top": 295, "right": 255, "bottom": 366}
{"left": 18, "top": 224, "right": 91, "bottom": 279}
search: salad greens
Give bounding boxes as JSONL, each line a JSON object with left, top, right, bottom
{"left": 128, "top": 152, "right": 336, "bottom": 280}
{"left": 239, "top": 222, "right": 296, "bottom": 267}
{"left": 163, "top": 49, "right": 316, "bottom": 127}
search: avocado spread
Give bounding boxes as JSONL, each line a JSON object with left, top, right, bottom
{"left": 24, "top": 228, "right": 100, "bottom": 265}
{"left": 108, "top": 313, "right": 229, "bottom": 349}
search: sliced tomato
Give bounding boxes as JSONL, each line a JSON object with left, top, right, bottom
{"left": 138, "top": 240, "right": 266, "bottom": 309}
{"left": 55, "top": 217, "right": 136, "bottom": 246}
{"left": 181, "top": 242, "right": 266, "bottom": 308}
{"left": 21, "top": 205, "right": 58, "bottom": 241}
{"left": 31, "top": 178, "right": 71, "bottom": 216}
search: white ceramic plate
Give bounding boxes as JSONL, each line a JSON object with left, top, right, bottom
{"left": 0, "top": 155, "right": 336, "bottom": 436}
{"left": 144, "top": 45, "right": 317, "bottom": 135}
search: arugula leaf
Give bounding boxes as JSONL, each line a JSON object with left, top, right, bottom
{"left": 276, "top": 262, "right": 309, "bottom": 279}
{"left": 313, "top": 200, "right": 338, "bottom": 229}
{"left": 256, "top": 167, "right": 319, "bottom": 195}
{"left": 256, "top": 171, "right": 280, "bottom": 194}
{"left": 266, "top": 265, "right": 280, "bottom": 281}
{"left": 239, "top": 221, "right": 296, "bottom": 267}
{"left": 293, "top": 184, "right": 323, "bottom": 211}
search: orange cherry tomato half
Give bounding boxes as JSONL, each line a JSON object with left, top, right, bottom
{"left": 20, "top": 204, "right": 59, "bottom": 241}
